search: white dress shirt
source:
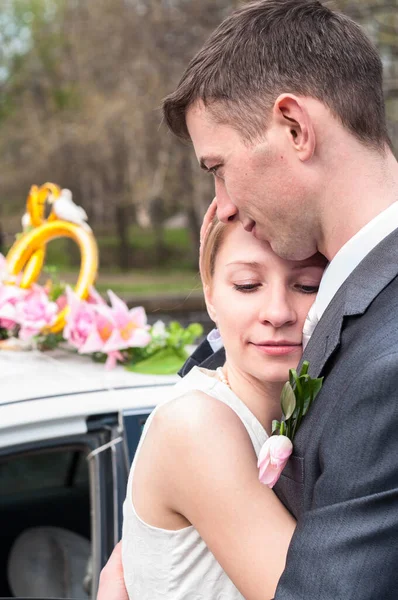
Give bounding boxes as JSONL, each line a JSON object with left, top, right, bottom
{"left": 207, "top": 327, "right": 224, "bottom": 352}
{"left": 303, "top": 201, "right": 398, "bottom": 348}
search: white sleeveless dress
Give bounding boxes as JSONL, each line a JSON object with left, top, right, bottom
{"left": 122, "top": 366, "right": 268, "bottom": 600}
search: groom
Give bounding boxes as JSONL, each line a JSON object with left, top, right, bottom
{"left": 99, "top": 1, "right": 398, "bottom": 598}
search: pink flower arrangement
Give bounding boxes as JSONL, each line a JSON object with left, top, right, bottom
{"left": 16, "top": 285, "right": 58, "bottom": 340}
{"left": 63, "top": 287, "right": 98, "bottom": 349}
{"left": 0, "top": 252, "right": 153, "bottom": 369}
{"left": 64, "top": 287, "right": 151, "bottom": 369}
{"left": 0, "top": 285, "right": 26, "bottom": 329}
{"left": 0, "top": 279, "right": 58, "bottom": 338}
{"left": 257, "top": 435, "right": 293, "bottom": 488}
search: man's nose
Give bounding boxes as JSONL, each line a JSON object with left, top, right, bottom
{"left": 217, "top": 203, "right": 238, "bottom": 223}
{"left": 215, "top": 185, "right": 238, "bottom": 223}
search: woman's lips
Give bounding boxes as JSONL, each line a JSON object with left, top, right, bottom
{"left": 251, "top": 343, "right": 302, "bottom": 356}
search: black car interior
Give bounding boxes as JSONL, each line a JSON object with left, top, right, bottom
{"left": 0, "top": 447, "right": 91, "bottom": 598}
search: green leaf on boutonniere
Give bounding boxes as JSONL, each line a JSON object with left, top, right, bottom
{"left": 278, "top": 360, "right": 323, "bottom": 442}
{"left": 302, "top": 377, "right": 323, "bottom": 416}
{"left": 272, "top": 420, "right": 281, "bottom": 434}
{"left": 280, "top": 381, "right": 296, "bottom": 419}
{"left": 299, "top": 361, "right": 309, "bottom": 376}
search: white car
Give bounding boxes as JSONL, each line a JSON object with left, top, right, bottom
{"left": 0, "top": 348, "right": 179, "bottom": 600}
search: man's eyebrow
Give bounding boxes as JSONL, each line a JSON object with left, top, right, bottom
{"left": 199, "top": 156, "right": 224, "bottom": 170}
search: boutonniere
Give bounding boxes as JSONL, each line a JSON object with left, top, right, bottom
{"left": 258, "top": 361, "right": 323, "bottom": 488}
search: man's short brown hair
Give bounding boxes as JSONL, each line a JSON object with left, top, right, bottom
{"left": 163, "top": 0, "right": 390, "bottom": 149}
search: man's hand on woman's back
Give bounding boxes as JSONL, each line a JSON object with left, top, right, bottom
{"left": 97, "top": 541, "right": 128, "bottom": 600}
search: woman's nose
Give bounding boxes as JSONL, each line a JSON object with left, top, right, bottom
{"left": 259, "top": 289, "right": 297, "bottom": 328}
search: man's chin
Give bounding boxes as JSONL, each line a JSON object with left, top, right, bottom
{"left": 269, "top": 239, "right": 318, "bottom": 262}
{"left": 248, "top": 223, "right": 318, "bottom": 260}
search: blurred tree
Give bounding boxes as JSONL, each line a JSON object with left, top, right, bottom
{"left": 0, "top": 0, "right": 396, "bottom": 270}
{"left": 334, "top": 0, "right": 398, "bottom": 143}
{"left": 0, "top": 0, "right": 231, "bottom": 268}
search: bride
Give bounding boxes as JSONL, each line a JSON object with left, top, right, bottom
{"left": 101, "top": 215, "right": 326, "bottom": 600}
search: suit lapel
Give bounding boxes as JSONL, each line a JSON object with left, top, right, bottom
{"left": 299, "top": 287, "right": 346, "bottom": 378}
{"left": 300, "top": 226, "right": 398, "bottom": 379}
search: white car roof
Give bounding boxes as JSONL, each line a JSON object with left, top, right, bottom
{"left": 0, "top": 349, "right": 180, "bottom": 449}
{"left": 0, "top": 348, "right": 179, "bottom": 404}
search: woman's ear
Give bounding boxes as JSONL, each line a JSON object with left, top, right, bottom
{"left": 203, "top": 283, "right": 217, "bottom": 323}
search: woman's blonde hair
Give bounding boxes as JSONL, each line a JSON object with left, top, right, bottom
{"left": 200, "top": 216, "right": 229, "bottom": 288}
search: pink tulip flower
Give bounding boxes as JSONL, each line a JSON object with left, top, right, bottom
{"left": 257, "top": 435, "right": 293, "bottom": 488}
{"left": 16, "top": 285, "right": 58, "bottom": 340}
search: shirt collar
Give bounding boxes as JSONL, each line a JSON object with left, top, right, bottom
{"left": 207, "top": 328, "right": 224, "bottom": 352}
{"left": 314, "top": 201, "right": 398, "bottom": 320}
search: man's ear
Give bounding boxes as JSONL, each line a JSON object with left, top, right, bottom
{"left": 273, "top": 94, "right": 316, "bottom": 161}
{"left": 203, "top": 283, "right": 217, "bottom": 323}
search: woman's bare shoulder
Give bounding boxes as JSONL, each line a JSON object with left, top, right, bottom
{"left": 145, "top": 389, "right": 257, "bottom": 480}
{"left": 152, "top": 388, "right": 249, "bottom": 443}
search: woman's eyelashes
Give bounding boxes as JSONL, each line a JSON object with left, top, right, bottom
{"left": 233, "top": 283, "right": 261, "bottom": 293}
{"left": 294, "top": 283, "right": 320, "bottom": 294}
{"left": 232, "top": 282, "right": 320, "bottom": 294}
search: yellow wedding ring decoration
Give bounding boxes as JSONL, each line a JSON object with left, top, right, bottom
{"left": 5, "top": 183, "right": 99, "bottom": 334}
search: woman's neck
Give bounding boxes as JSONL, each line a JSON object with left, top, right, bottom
{"left": 222, "top": 361, "right": 283, "bottom": 434}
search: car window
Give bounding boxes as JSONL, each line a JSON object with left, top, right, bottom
{"left": 0, "top": 449, "right": 89, "bottom": 496}
{"left": 122, "top": 410, "right": 152, "bottom": 465}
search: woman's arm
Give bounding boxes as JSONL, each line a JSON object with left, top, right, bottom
{"left": 134, "top": 391, "right": 296, "bottom": 600}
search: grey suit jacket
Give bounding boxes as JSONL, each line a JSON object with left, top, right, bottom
{"left": 274, "top": 226, "right": 398, "bottom": 599}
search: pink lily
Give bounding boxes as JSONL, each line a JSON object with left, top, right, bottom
{"left": 64, "top": 288, "right": 151, "bottom": 369}
{"left": 101, "top": 291, "right": 151, "bottom": 353}
{"left": 86, "top": 286, "right": 107, "bottom": 305}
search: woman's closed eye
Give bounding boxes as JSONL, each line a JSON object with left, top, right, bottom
{"left": 233, "top": 283, "right": 261, "bottom": 293}
{"left": 294, "top": 284, "right": 320, "bottom": 294}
